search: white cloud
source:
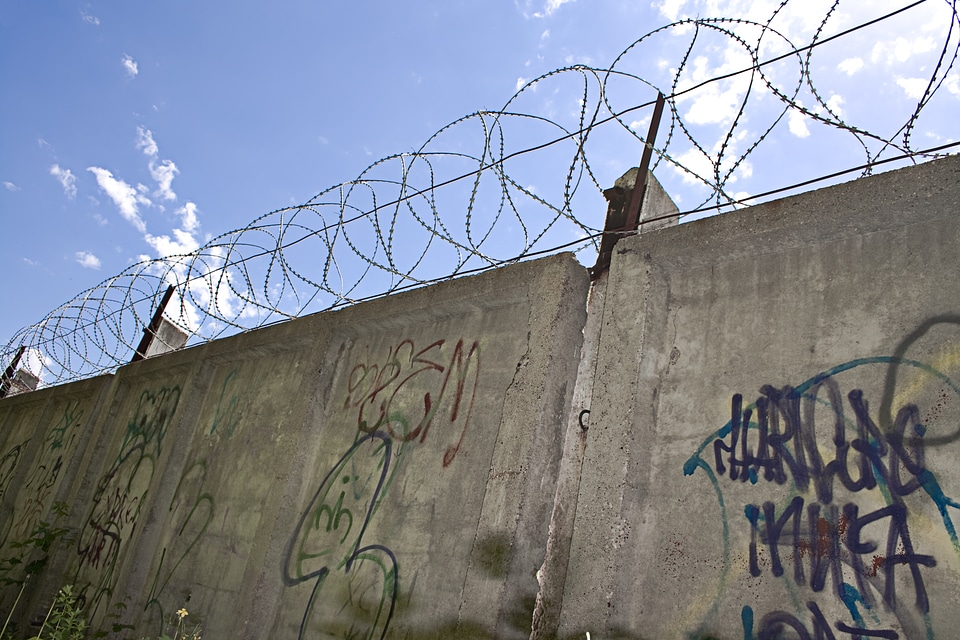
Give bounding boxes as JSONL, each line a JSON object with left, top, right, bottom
{"left": 135, "top": 128, "right": 179, "bottom": 199}
{"left": 871, "top": 36, "right": 937, "bottom": 66}
{"left": 177, "top": 202, "right": 200, "bottom": 233}
{"left": 519, "top": 0, "right": 574, "bottom": 18}
{"left": 675, "top": 50, "right": 754, "bottom": 126}
{"left": 50, "top": 164, "right": 77, "bottom": 199}
{"left": 145, "top": 228, "right": 200, "bottom": 259}
{"left": 516, "top": 77, "right": 528, "bottom": 92}
{"left": 837, "top": 57, "right": 863, "bottom": 76}
{"left": 947, "top": 73, "right": 960, "bottom": 96}
{"left": 136, "top": 127, "right": 158, "bottom": 157}
{"left": 81, "top": 10, "right": 99, "bottom": 26}
{"left": 788, "top": 107, "right": 811, "bottom": 138}
{"left": 87, "top": 167, "right": 150, "bottom": 232}
{"left": 150, "top": 159, "right": 179, "bottom": 201}
{"left": 75, "top": 251, "right": 101, "bottom": 269}
{"left": 629, "top": 116, "right": 651, "bottom": 133}
{"left": 122, "top": 54, "right": 139, "bottom": 78}
{"left": 543, "top": 0, "right": 574, "bottom": 15}
{"left": 3, "top": 181, "right": 18, "bottom": 191}
{"left": 318, "top": 135, "right": 330, "bottom": 145}
{"left": 897, "top": 77, "right": 929, "bottom": 99}
{"left": 825, "top": 94, "right": 845, "bottom": 118}
{"left": 672, "top": 147, "right": 715, "bottom": 185}
{"left": 658, "top": 0, "right": 686, "bottom": 21}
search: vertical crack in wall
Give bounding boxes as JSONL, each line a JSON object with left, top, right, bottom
{"left": 530, "top": 272, "right": 608, "bottom": 640}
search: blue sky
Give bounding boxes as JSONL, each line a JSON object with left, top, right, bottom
{"left": 2, "top": 0, "right": 958, "bottom": 380}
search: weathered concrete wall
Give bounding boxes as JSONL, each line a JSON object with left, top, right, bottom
{"left": 0, "top": 253, "right": 589, "bottom": 639}
{"left": 557, "top": 155, "right": 960, "bottom": 639}
{"left": 4, "top": 156, "right": 960, "bottom": 640}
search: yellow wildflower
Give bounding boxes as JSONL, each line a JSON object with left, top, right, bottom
{"left": 177, "top": 608, "right": 188, "bottom": 620}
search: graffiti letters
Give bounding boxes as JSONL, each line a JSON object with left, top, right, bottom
{"left": 11, "top": 401, "right": 84, "bottom": 542}
{"left": 344, "top": 338, "right": 480, "bottom": 467}
{"left": 284, "top": 337, "right": 481, "bottom": 639}
{"left": 283, "top": 432, "right": 398, "bottom": 640}
{"left": 686, "top": 356, "right": 960, "bottom": 639}
{"left": 74, "top": 385, "right": 181, "bottom": 619}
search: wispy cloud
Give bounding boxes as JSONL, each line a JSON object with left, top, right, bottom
{"left": 151, "top": 160, "right": 179, "bottom": 200}
{"left": 871, "top": 36, "right": 937, "bottom": 66}
{"left": 50, "top": 164, "right": 78, "bottom": 199}
{"left": 177, "top": 202, "right": 200, "bottom": 233}
{"left": 838, "top": 57, "right": 864, "bottom": 76}
{"left": 75, "top": 251, "right": 101, "bottom": 269}
{"left": 825, "top": 94, "right": 844, "bottom": 118}
{"left": 788, "top": 107, "right": 811, "bottom": 138}
{"left": 136, "top": 127, "right": 179, "bottom": 200}
{"left": 897, "top": 77, "right": 929, "bottom": 99}
{"left": 3, "top": 181, "right": 18, "bottom": 192}
{"left": 542, "top": 0, "right": 574, "bottom": 16}
{"left": 122, "top": 54, "right": 139, "bottom": 78}
{"left": 87, "top": 167, "right": 150, "bottom": 232}
{"left": 516, "top": 0, "right": 575, "bottom": 18}
{"left": 145, "top": 228, "right": 200, "bottom": 259}
{"left": 136, "top": 126, "right": 158, "bottom": 157}
{"left": 80, "top": 9, "right": 100, "bottom": 26}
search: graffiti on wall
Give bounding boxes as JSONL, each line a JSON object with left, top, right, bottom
{"left": 284, "top": 337, "right": 481, "bottom": 640}
{"left": 0, "top": 399, "right": 85, "bottom": 591}
{"left": 142, "top": 459, "right": 215, "bottom": 634}
{"left": 684, "top": 328, "right": 960, "bottom": 639}
{"left": 208, "top": 367, "right": 240, "bottom": 438}
{"left": 10, "top": 401, "right": 85, "bottom": 543}
{"left": 142, "top": 369, "right": 241, "bottom": 631}
{"left": 73, "top": 385, "right": 181, "bottom": 619}
{"left": 344, "top": 338, "right": 481, "bottom": 468}
{"left": 0, "top": 440, "right": 30, "bottom": 550}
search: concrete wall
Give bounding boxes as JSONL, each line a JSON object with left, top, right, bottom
{"left": 557, "top": 155, "right": 960, "bottom": 639}
{"left": 3, "top": 155, "right": 960, "bottom": 640}
{"left": 0, "top": 253, "right": 589, "bottom": 639}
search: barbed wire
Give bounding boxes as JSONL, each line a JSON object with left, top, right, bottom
{"left": 3, "top": 0, "right": 959, "bottom": 387}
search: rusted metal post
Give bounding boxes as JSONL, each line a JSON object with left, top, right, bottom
{"left": 131, "top": 285, "right": 176, "bottom": 362}
{"left": 624, "top": 91, "right": 666, "bottom": 232}
{"left": 590, "top": 92, "right": 665, "bottom": 279}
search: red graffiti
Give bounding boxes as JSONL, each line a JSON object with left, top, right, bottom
{"left": 344, "top": 339, "right": 480, "bottom": 467}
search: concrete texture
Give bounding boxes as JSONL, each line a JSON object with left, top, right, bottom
{"left": 4, "top": 155, "right": 960, "bottom": 640}
{"left": 0, "top": 373, "right": 111, "bottom": 620}
{"left": 532, "top": 167, "right": 679, "bottom": 640}
{"left": 0, "top": 253, "right": 589, "bottom": 640}
{"left": 557, "top": 155, "right": 960, "bottom": 639}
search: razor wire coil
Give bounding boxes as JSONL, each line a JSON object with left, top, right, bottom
{"left": 3, "top": 0, "right": 959, "bottom": 387}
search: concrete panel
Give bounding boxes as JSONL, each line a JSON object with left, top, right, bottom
{"left": 0, "top": 253, "right": 589, "bottom": 639}
{"left": 268, "top": 253, "right": 588, "bottom": 640}
{"left": 0, "top": 374, "right": 110, "bottom": 618}
{"left": 559, "top": 156, "right": 960, "bottom": 639}
{"left": 115, "top": 314, "right": 340, "bottom": 639}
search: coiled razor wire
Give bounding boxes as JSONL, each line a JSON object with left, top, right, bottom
{"left": 3, "top": 0, "right": 960, "bottom": 386}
